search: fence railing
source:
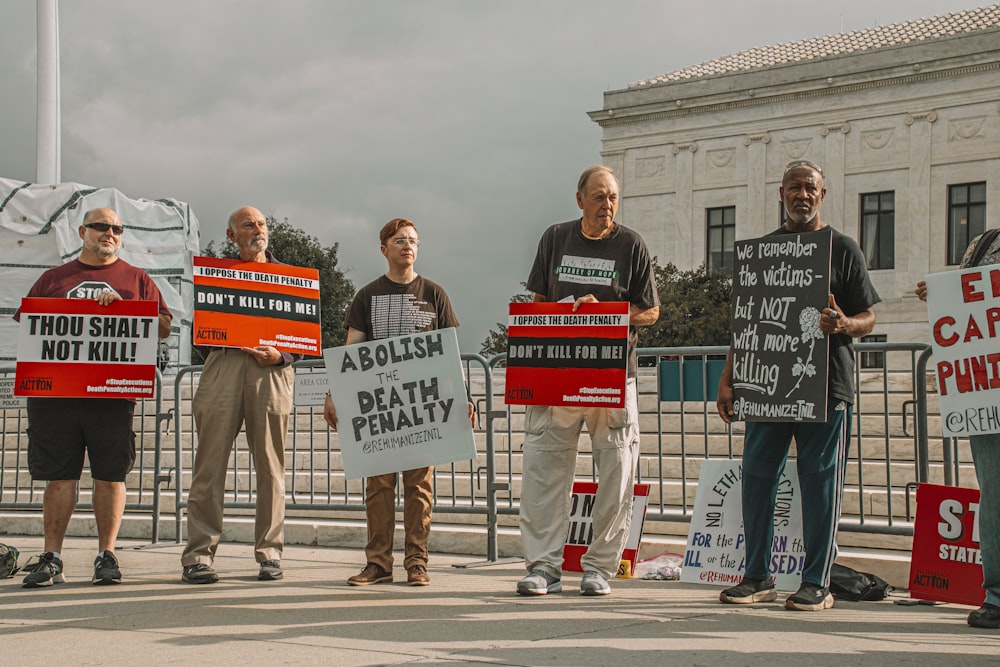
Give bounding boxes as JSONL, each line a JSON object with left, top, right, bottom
{"left": 1, "top": 342, "right": 969, "bottom": 557}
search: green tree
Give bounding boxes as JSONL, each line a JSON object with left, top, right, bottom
{"left": 638, "top": 261, "right": 732, "bottom": 348}
{"left": 203, "top": 216, "right": 355, "bottom": 350}
{"left": 480, "top": 286, "right": 533, "bottom": 357}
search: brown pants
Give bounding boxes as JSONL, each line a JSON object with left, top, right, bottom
{"left": 364, "top": 467, "right": 434, "bottom": 570}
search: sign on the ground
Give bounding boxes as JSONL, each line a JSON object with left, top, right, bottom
{"left": 562, "top": 482, "right": 649, "bottom": 578}
{"left": 680, "top": 459, "right": 804, "bottom": 591}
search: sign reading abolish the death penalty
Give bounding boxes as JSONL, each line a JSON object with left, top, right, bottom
{"left": 193, "top": 255, "right": 322, "bottom": 356}
{"left": 730, "top": 229, "right": 832, "bottom": 422}
{"left": 680, "top": 459, "right": 805, "bottom": 591}
{"left": 15, "top": 297, "right": 159, "bottom": 399}
{"left": 924, "top": 263, "right": 1000, "bottom": 436}
{"left": 324, "top": 327, "right": 476, "bottom": 480}
{"left": 504, "top": 301, "right": 628, "bottom": 408}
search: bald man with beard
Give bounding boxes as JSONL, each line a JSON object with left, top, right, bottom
{"left": 181, "top": 206, "right": 299, "bottom": 584}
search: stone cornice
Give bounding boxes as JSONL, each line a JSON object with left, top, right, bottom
{"left": 591, "top": 61, "right": 1000, "bottom": 128}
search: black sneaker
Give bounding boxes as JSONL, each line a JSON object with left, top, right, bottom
{"left": 968, "top": 603, "right": 1000, "bottom": 629}
{"left": 785, "top": 582, "right": 835, "bottom": 611}
{"left": 258, "top": 560, "right": 283, "bottom": 581}
{"left": 93, "top": 551, "right": 122, "bottom": 585}
{"left": 182, "top": 563, "right": 219, "bottom": 584}
{"left": 719, "top": 576, "right": 777, "bottom": 604}
{"left": 22, "top": 552, "right": 65, "bottom": 588}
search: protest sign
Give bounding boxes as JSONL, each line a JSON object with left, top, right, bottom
{"left": 562, "top": 482, "right": 650, "bottom": 577}
{"left": 193, "top": 255, "right": 322, "bottom": 356}
{"left": 324, "top": 327, "right": 475, "bottom": 479}
{"left": 924, "top": 263, "right": 1000, "bottom": 436}
{"left": 730, "top": 229, "right": 832, "bottom": 421}
{"left": 15, "top": 297, "right": 158, "bottom": 399}
{"left": 504, "top": 301, "right": 628, "bottom": 408}
{"left": 680, "top": 459, "right": 805, "bottom": 591}
{"left": 908, "top": 483, "right": 985, "bottom": 606}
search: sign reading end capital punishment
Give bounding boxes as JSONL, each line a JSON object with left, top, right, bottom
{"left": 730, "top": 229, "right": 832, "bottom": 422}
{"left": 504, "top": 301, "right": 629, "bottom": 408}
{"left": 924, "top": 262, "right": 1000, "bottom": 437}
{"left": 193, "top": 255, "right": 322, "bottom": 356}
{"left": 324, "top": 327, "right": 476, "bottom": 480}
{"left": 15, "top": 297, "right": 159, "bottom": 399}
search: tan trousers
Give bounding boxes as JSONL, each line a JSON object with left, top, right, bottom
{"left": 182, "top": 349, "right": 293, "bottom": 566}
{"left": 519, "top": 379, "right": 639, "bottom": 580}
{"left": 364, "top": 466, "right": 434, "bottom": 570}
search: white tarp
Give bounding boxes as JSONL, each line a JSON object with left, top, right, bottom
{"left": 0, "top": 177, "right": 200, "bottom": 368}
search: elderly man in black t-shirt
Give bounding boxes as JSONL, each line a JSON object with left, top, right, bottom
{"left": 517, "top": 166, "right": 660, "bottom": 597}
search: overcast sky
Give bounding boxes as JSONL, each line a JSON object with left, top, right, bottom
{"left": 0, "top": 0, "right": 987, "bottom": 350}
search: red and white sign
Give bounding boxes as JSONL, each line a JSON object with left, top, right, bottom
{"left": 909, "top": 483, "right": 985, "bottom": 606}
{"left": 15, "top": 297, "right": 158, "bottom": 399}
{"left": 193, "top": 256, "right": 322, "bottom": 356}
{"left": 562, "top": 482, "right": 650, "bottom": 577}
{"left": 505, "top": 301, "right": 628, "bottom": 408}
{"left": 925, "top": 263, "right": 1000, "bottom": 436}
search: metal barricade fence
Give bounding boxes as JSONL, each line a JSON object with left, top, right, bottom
{"left": 0, "top": 367, "right": 170, "bottom": 542}
{"left": 5, "top": 341, "right": 967, "bottom": 552}
{"left": 171, "top": 353, "right": 506, "bottom": 561}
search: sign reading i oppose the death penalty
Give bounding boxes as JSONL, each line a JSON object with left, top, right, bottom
{"left": 730, "top": 229, "right": 832, "bottom": 422}
{"left": 15, "top": 297, "right": 159, "bottom": 398}
{"left": 193, "top": 255, "right": 322, "bottom": 356}
{"left": 323, "top": 327, "right": 476, "bottom": 480}
{"left": 504, "top": 301, "right": 629, "bottom": 408}
{"left": 924, "top": 262, "right": 1000, "bottom": 436}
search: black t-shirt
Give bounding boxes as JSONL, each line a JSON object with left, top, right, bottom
{"left": 526, "top": 218, "right": 659, "bottom": 377}
{"left": 766, "top": 225, "right": 881, "bottom": 403}
{"left": 346, "top": 274, "right": 459, "bottom": 340}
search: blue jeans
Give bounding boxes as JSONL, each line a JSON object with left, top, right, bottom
{"left": 970, "top": 434, "right": 1000, "bottom": 607}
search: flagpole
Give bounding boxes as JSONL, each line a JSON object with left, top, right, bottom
{"left": 36, "top": 0, "right": 61, "bottom": 184}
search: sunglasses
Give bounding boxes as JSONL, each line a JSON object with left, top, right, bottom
{"left": 84, "top": 222, "right": 124, "bottom": 235}
{"left": 783, "top": 160, "right": 823, "bottom": 175}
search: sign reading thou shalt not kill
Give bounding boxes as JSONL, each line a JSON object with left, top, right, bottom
{"left": 730, "top": 228, "right": 832, "bottom": 422}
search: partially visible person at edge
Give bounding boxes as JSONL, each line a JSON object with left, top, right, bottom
{"left": 15, "top": 207, "right": 172, "bottom": 588}
{"left": 716, "top": 160, "right": 879, "bottom": 611}
{"left": 323, "top": 218, "right": 475, "bottom": 587}
{"left": 181, "top": 206, "right": 300, "bottom": 584}
{"left": 915, "top": 233, "right": 1000, "bottom": 629}
{"left": 516, "top": 165, "right": 660, "bottom": 597}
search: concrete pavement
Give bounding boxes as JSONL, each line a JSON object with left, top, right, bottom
{"left": 0, "top": 535, "right": 998, "bottom": 666}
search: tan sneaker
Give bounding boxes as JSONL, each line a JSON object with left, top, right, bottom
{"left": 347, "top": 563, "right": 392, "bottom": 586}
{"left": 407, "top": 564, "right": 430, "bottom": 586}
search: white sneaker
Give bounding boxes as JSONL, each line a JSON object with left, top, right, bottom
{"left": 580, "top": 570, "right": 611, "bottom": 596}
{"left": 517, "top": 569, "right": 562, "bottom": 595}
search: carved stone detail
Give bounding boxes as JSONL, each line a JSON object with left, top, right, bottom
{"left": 742, "top": 132, "right": 772, "bottom": 147}
{"left": 781, "top": 139, "right": 812, "bottom": 159}
{"left": 635, "top": 156, "right": 665, "bottom": 179}
{"left": 820, "top": 122, "right": 851, "bottom": 136}
{"left": 948, "top": 116, "right": 986, "bottom": 141}
{"left": 707, "top": 148, "right": 735, "bottom": 168}
{"left": 672, "top": 142, "right": 699, "bottom": 154}
{"left": 904, "top": 110, "right": 938, "bottom": 125}
{"left": 861, "top": 128, "right": 894, "bottom": 151}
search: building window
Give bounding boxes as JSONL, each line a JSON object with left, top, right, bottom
{"left": 860, "top": 191, "right": 894, "bottom": 270}
{"left": 860, "top": 334, "right": 886, "bottom": 370}
{"left": 948, "top": 182, "right": 987, "bottom": 265}
{"left": 707, "top": 206, "right": 735, "bottom": 273}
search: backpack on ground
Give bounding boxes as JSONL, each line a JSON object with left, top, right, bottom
{"left": 829, "top": 562, "right": 893, "bottom": 601}
{"left": 0, "top": 544, "right": 20, "bottom": 579}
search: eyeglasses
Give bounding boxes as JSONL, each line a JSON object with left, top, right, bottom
{"left": 390, "top": 238, "right": 420, "bottom": 247}
{"left": 783, "top": 160, "right": 823, "bottom": 175}
{"left": 84, "top": 222, "right": 124, "bottom": 235}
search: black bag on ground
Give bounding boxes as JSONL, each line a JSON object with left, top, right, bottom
{"left": 0, "top": 543, "right": 20, "bottom": 579}
{"left": 829, "top": 562, "right": 893, "bottom": 601}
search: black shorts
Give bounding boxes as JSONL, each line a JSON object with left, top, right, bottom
{"left": 27, "top": 398, "right": 136, "bottom": 482}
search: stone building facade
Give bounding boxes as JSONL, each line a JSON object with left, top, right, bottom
{"left": 590, "top": 5, "right": 1000, "bottom": 344}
